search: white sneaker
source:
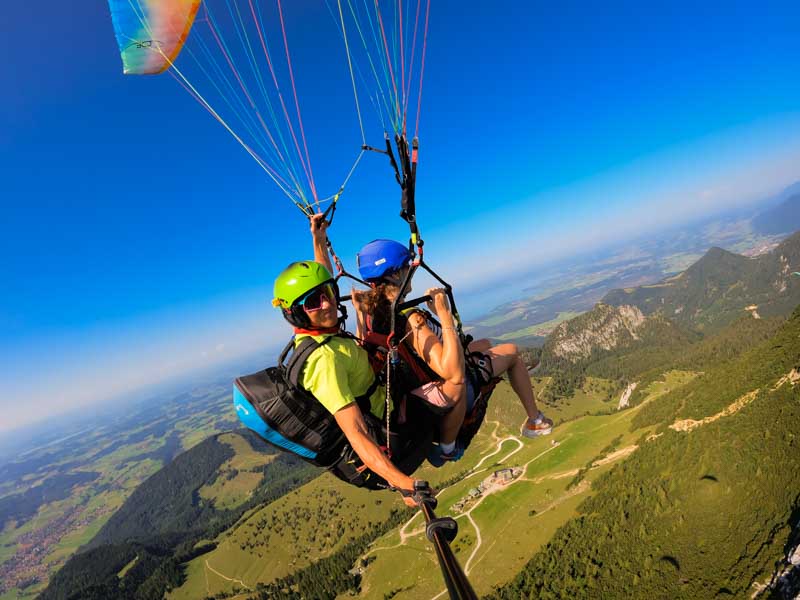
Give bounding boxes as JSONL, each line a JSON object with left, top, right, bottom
{"left": 522, "top": 413, "right": 553, "bottom": 438}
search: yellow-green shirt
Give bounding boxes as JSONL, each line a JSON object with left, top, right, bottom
{"left": 297, "top": 334, "right": 387, "bottom": 418}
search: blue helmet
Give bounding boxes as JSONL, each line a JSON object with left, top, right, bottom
{"left": 357, "top": 239, "right": 413, "bottom": 283}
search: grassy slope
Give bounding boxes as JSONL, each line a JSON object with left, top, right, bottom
{"left": 169, "top": 372, "right": 692, "bottom": 599}
{"left": 353, "top": 374, "right": 691, "bottom": 599}
{"left": 168, "top": 476, "right": 396, "bottom": 599}
{"left": 197, "top": 433, "right": 277, "bottom": 511}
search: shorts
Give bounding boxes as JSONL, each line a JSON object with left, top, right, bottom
{"left": 409, "top": 381, "right": 453, "bottom": 414}
{"left": 408, "top": 351, "right": 494, "bottom": 416}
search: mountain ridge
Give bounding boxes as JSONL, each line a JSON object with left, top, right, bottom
{"left": 754, "top": 190, "right": 800, "bottom": 235}
{"left": 601, "top": 230, "right": 800, "bottom": 330}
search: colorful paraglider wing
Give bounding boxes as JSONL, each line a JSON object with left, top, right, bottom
{"left": 107, "top": 0, "right": 200, "bottom": 75}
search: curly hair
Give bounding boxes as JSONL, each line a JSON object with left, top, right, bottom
{"left": 352, "top": 283, "right": 397, "bottom": 334}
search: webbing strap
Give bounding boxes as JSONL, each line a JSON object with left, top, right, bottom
{"left": 284, "top": 336, "right": 331, "bottom": 388}
{"left": 385, "top": 135, "right": 403, "bottom": 187}
{"left": 286, "top": 334, "right": 377, "bottom": 417}
{"left": 466, "top": 350, "right": 495, "bottom": 386}
{"left": 398, "top": 135, "right": 416, "bottom": 229}
{"left": 355, "top": 375, "right": 381, "bottom": 415}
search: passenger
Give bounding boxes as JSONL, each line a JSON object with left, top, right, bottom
{"left": 352, "top": 239, "right": 554, "bottom": 465}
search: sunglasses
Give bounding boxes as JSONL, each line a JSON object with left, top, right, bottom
{"left": 297, "top": 283, "right": 337, "bottom": 312}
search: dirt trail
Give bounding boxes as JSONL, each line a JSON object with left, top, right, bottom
{"left": 518, "top": 445, "right": 637, "bottom": 485}
{"left": 394, "top": 435, "right": 531, "bottom": 545}
{"left": 670, "top": 390, "right": 759, "bottom": 432}
{"left": 204, "top": 560, "right": 252, "bottom": 591}
{"left": 471, "top": 436, "right": 523, "bottom": 472}
{"left": 437, "top": 440, "right": 566, "bottom": 580}
{"left": 773, "top": 368, "right": 800, "bottom": 390}
{"left": 393, "top": 429, "right": 526, "bottom": 546}
{"left": 671, "top": 369, "right": 798, "bottom": 433}
{"left": 593, "top": 445, "right": 638, "bottom": 466}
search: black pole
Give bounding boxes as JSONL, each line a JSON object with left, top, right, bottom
{"left": 420, "top": 499, "right": 478, "bottom": 600}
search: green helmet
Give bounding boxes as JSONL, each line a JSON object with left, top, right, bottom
{"left": 273, "top": 261, "right": 334, "bottom": 308}
{"left": 273, "top": 261, "right": 336, "bottom": 328}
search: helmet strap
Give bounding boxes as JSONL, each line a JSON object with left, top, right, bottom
{"left": 283, "top": 306, "right": 311, "bottom": 329}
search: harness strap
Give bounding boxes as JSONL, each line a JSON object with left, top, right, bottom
{"left": 385, "top": 135, "right": 403, "bottom": 187}
{"left": 466, "top": 350, "right": 495, "bottom": 386}
{"left": 354, "top": 374, "right": 381, "bottom": 415}
{"left": 286, "top": 333, "right": 379, "bottom": 418}
{"left": 284, "top": 336, "right": 332, "bottom": 387}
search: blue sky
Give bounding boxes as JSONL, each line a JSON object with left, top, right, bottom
{"left": 2, "top": 1, "right": 800, "bottom": 434}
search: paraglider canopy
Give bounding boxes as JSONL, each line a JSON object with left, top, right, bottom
{"left": 107, "top": 0, "right": 200, "bottom": 75}
{"left": 105, "top": 0, "right": 432, "bottom": 225}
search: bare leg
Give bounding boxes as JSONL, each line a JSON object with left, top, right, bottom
{"left": 483, "top": 343, "right": 540, "bottom": 420}
{"left": 467, "top": 338, "right": 492, "bottom": 353}
{"left": 438, "top": 379, "right": 467, "bottom": 445}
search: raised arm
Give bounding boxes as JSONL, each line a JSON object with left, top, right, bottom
{"left": 310, "top": 213, "right": 334, "bottom": 274}
{"left": 409, "top": 288, "right": 465, "bottom": 382}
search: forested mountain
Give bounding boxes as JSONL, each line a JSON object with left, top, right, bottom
{"left": 87, "top": 434, "right": 236, "bottom": 548}
{"left": 536, "top": 304, "right": 696, "bottom": 400}
{"left": 489, "top": 306, "right": 800, "bottom": 599}
{"left": 536, "top": 232, "right": 800, "bottom": 405}
{"left": 602, "top": 231, "right": 800, "bottom": 331}
{"left": 39, "top": 431, "right": 319, "bottom": 600}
